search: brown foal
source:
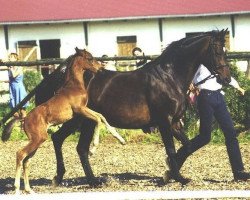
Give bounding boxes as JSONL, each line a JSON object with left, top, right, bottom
{"left": 14, "top": 48, "right": 125, "bottom": 194}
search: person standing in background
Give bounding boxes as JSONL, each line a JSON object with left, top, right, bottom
{"left": 7, "top": 52, "right": 28, "bottom": 119}
{"left": 101, "top": 54, "right": 117, "bottom": 71}
{"left": 132, "top": 47, "right": 147, "bottom": 68}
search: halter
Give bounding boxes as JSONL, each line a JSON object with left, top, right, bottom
{"left": 208, "top": 36, "right": 228, "bottom": 73}
{"left": 195, "top": 36, "right": 228, "bottom": 86}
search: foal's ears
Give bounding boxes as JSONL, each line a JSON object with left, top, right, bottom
{"left": 75, "top": 47, "right": 89, "bottom": 57}
{"left": 75, "top": 47, "right": 81, "bottom": 55}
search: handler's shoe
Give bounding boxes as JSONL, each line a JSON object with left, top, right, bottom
{"left": 234, "top": 171, "right": 250, "bottom": 181}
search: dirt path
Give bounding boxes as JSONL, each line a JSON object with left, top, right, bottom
{"left": 0, "top": 140, "right": 250, "bottom": 194}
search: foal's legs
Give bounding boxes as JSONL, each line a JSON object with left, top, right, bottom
{"left": 78, "top": 107, "right": 125, "bottom": 155}
{"left": 93, "top": 111, "right": 126, "bottom": 145}
{"left": 23, "top": 151, "right": 36, "bottom": 193}
{"left": 51, "top": 118, "right": 80, "bottom": 186}
{"left": 15, "top": 132, "right": 47, "bottom": 194}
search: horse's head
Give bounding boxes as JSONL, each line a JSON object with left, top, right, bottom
{"left": 74, "top": 47, "right": 103, "bottom": 73}
{"left": 202, "top": 29, "right": 231, "bottom": 85}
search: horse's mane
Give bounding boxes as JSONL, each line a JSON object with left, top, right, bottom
{"left": 142, "top": 30, "right": 226, "bottom": 71}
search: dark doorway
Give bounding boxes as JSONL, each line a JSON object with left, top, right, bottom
{"left": 39, "top": 39, "right": 61, "bottom": 77}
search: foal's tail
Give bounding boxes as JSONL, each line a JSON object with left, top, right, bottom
{"left": 1, "top": 118, "right": 21, "bottom": 142}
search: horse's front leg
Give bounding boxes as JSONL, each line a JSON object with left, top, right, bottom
{"left": 77, "top": 119, "right": 103, "bottom": 187}
{"left": 51, "top": 118, "right": 79, "bottom": 186}
{"left": 158, "top": 123, "right": 190, "bottom": 185}
{"left": 172, "top": 121, "right": 191, "bottom": 148}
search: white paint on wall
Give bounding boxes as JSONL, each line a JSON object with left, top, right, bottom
{"left": 0, "top": 14, "right": 250, "bottom": 70}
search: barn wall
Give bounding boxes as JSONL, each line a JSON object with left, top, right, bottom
{"left": 233, "top": 14, "right": 250, "bottom": 51}
{"left": 0, "top": 14, "right": 250, "bottom": 61}
{"left": 6, "top": 23, "right": 86, "bottom": 59}
{"left": 162, "top": 16, "right": 231, "bottom": 48}
{"left": 88, "top": 19, "right": 161, "bottom": 57}
{"left": 0, "top": 27, "right": 7, "bottom": 59}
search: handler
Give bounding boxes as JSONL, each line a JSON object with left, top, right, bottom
{"left": 175, "top": 64, "right": 250, "bottom": 181}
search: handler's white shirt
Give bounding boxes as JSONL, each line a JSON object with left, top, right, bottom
{"left": 193, "top": 65, "right": 240, "bottom": 91}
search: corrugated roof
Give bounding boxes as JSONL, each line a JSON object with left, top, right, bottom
{"left": 1, "top": 0, "right": 250, "bottom": 24}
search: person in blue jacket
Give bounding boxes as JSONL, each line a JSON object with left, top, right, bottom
{"left": 8, "top": 52, "right": 28, "bottom": 119}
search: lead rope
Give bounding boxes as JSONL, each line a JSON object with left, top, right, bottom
{"left": 194, "top": 74, "right": 217, "bottom": 87}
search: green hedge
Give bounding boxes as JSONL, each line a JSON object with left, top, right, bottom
{"left": 224, "top": 62, "right": 250, "bottom": 128}
{"left": 184, "top": 61, "right": 250, "bottom": 142}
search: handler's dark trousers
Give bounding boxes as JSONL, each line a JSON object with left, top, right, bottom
{"left": 176, "top": 89, "right": 244, "bottom": 173}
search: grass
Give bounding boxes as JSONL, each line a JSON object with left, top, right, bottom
{"left": 0, "top": 102, "right": 249, "bottom": 144}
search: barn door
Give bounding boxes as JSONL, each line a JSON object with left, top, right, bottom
{"left": 17, "top": 40, "right": 38, "bottom": 61}
{"left": 117, "top": 36, "right": 136, "bottom": 56}
{"left": 39, "top": 39, "right": 61, "bottom": 77}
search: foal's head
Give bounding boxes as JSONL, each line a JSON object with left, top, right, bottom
{"left": 74, "top": 47, "right": 103, "bottom": 73}
{"left": 202, "top": 29, "right": 231, "bottom": 85}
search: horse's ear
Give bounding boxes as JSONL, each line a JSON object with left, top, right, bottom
{"left": 75, "top": 47, "right": 80, "bottom": 54}
{"left": 221, "top": 28, "right": 228, "bottom": 37}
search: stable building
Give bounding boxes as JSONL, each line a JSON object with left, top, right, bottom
{"left": 0, "top": 0, "right": 250, "bottom": 63}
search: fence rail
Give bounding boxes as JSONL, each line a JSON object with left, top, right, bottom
{"left": 0, "top": 52, "right": 250, "bottom": 67}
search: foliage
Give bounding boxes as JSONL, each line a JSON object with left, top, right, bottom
{"left": 183, "top": 61, "right": 250, "bottom": 142}
{"left": 1, "top": 62, "right": 250, "bottom": 144}
{"left": 23, "top": 69, "right": 42, "bottom": 93}
{"left": 224, "top": 61, "right": 250, "bottom": 127}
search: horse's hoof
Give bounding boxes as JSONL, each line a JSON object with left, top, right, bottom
{"left": 25, "top": 189, "right": 35, "bottom": 194}
{"left": 88, "top": 177, "right": 106, "bottom": 188}
{"left": 121, "top": 140, "right": 126, "bottom": 145}
{"left": 163, "top": 170, "right": 191, "bottom": 185}
{"left": 163, "top": 170, "right": 172, "bottom": 183}
{"left": 180, "top": 177, "right": 191, "bottom": 185}
{"left": 52, "top": 176, "right": 63, "bottom": 187}
{"left": 15, "top": 190, "right": 21, "bottom": 195}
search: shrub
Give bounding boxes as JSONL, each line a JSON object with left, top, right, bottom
{"left": 224, "top": 61, "right": 250, "bottom": 128}
{"left": 23, "top": 70, "right": 42, "bottom": 93}
{"left": 184, "top": 61, "right": 250, "bottom": 141}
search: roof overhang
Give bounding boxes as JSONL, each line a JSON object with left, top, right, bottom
{"left": 1, "top": 11, "right": 250, "bottom": 26}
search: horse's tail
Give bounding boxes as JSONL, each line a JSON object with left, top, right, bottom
{"left": 1, "top": 118, "right": 21, "bottom": 142}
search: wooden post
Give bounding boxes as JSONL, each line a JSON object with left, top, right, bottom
{"left": 246, "top": 59, "right": 250, "bottom": 79}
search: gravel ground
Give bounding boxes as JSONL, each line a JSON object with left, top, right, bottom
{"left": 0, "top": 140, "right": 250, "bottom": 195}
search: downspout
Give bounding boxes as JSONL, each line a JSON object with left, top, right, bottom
{"left": 230, "top": 15, "right": 235, "bottom": 38}
{"left": 83, "top": 22, "right": 88, "bottom": 49}
{"left": 158, "top": 18, "right": 163, "bottom": 52}
{"left": 3, "top": 25, "right": 9, "bottom": 51}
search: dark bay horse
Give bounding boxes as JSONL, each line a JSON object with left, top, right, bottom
{"left": 35, "top": 30, "right": 231, "bottom": 186}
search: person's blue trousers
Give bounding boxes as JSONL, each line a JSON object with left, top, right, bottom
{"left": 176, "top": 89, "right": 244, "bottom": 173}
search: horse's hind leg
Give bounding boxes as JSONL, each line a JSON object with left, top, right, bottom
{"left": 23, "top": 151, "right": 36, "bottom": 193}
{"left": 51, "top": 118, "right": 79, "bottom": 186}
{"left": 15, "top": 137, "right": 46, "bottom": 194}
